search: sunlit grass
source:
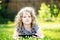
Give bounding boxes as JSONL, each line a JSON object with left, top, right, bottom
{"left": 43, "top": 29, "right": 60, "bottom": 39}
{"left": 0, "top": 24, "right": 14, "bottom": 40}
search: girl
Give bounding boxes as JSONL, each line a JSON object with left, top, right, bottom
{"left": 13, "top": 7, "right": 44, "bottom": 39}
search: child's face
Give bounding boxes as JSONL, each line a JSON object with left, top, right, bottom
{"left": 22, "top": 12, "right": 32, "bottom": 25}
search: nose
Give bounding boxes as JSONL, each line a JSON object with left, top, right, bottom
{"left": 26, "top": 16, "right": 29, "bottom": 19}
{"left": 25, "top": 16, "right": 30, "bottom": 21}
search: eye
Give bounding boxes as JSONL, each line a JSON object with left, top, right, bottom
{"left": 28, "top": 16, "right": 31, "bottom": 18}
{"left": 23, "top": 16, "right": 26, "bottom": 18}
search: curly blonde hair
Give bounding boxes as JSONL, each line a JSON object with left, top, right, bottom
{"left": 14, "top": 7, "right": 36, "bottom": 32}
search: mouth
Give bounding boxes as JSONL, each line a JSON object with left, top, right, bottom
{"left": 26, "top": 20, "right": 29, "bottom": 22}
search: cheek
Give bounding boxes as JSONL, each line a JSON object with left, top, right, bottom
{"left": 30, "top": 18, "right": 32, "bottom": 22}
{"left": 22, "top": 18, "right": 25, "bottom": 22}
{"left": 28, "top": 18, "right": 32, "bottom": 23}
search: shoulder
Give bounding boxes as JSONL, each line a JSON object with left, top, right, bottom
{"left": 15, "top": 25, "right": 24, "bottom": 32}
{"left": 15, "top": 25, "right": 20, "bottom": 32}
{"left": 34, "top": 24, "right": 40, "bottom": 31}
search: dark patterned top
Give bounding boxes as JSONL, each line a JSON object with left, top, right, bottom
{"left": 16, "top": 24, "right": 39, "bottom": 36}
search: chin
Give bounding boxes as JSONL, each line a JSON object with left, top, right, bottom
{"left": 25, "top": 23, "right": 31, "bottom": 25}
{"left": 25, "top": 23, "right": 30, "bottom": 25}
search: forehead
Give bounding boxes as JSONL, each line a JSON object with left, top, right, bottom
{"left": 23, "top": 11, "right": 31, "bottom": 16}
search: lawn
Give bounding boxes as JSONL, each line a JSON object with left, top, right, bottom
{"left": 0, "top": 21, "right": 60, "bottom": 40}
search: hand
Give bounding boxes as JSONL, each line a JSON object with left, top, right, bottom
{"left": 32, "top": 35, "right": 36, "bottom": 38}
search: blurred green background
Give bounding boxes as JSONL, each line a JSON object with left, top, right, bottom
{"left": 0, "top": 0, "right": 60, "bottom": 40}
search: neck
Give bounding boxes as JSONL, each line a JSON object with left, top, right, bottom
{"left": 24, "top": 24, "right": 31, "bottom": 31}
{"left": 24, "top": 24, "right": 31, "bottom": 28}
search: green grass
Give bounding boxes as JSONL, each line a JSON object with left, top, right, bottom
{"left": 0, "top": 24, "right": 14, "bottom": 40}
{"left": 0, "top": 21, "right": 60, "bottom": 40}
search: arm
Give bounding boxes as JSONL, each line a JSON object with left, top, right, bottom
{"left": 35, "top": 28, "right": 44, "bottom": 38}
{"left": 13, "top": 27, "right": 19, "bottom": 39}
{"left": 33, "top": 24, "right": 44, "bottom": 38}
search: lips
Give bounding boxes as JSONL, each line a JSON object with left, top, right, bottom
{"left": 26, "top": 19, "right": 29, "bottom": 22}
